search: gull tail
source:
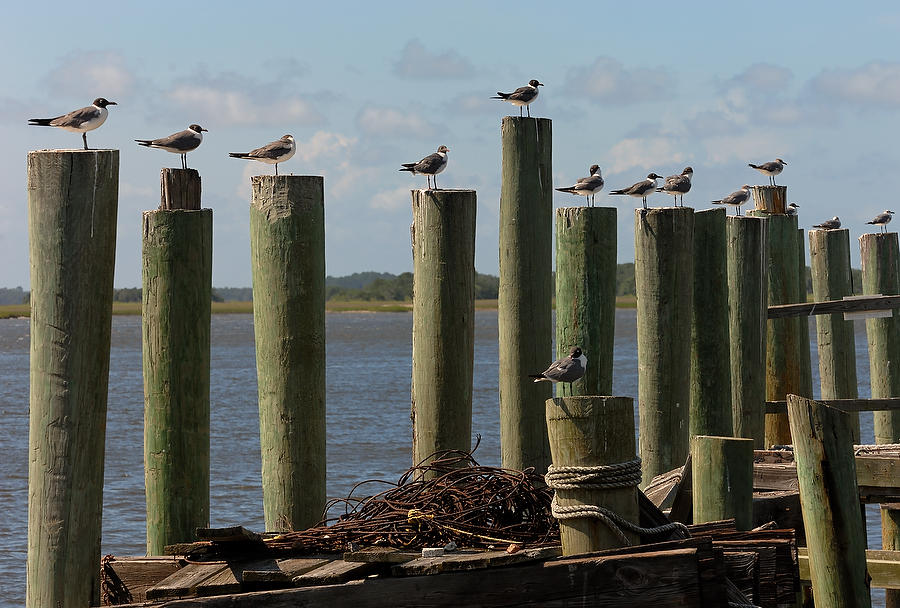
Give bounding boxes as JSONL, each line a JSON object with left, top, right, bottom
{"left": 491, "top": 92, "right": 511, "bottom": 100}
{"left": 748, "top": 163, "right": 761, "bottom": 170}
{"left": 609, "top": 189, "right": 628, "bottom": 195}
{"left": 135, "top": 139, "right": 154, "bottom": 147}
{"left": 228, "top": 152, "right": 251, "bottom": 159}
{"left": 28, "top": 118, "right": 54, "bottom": 126}
{"left": 555, "top": 187, "right": 575, "bottom": 194}
{"left": 866, "top": 220, "right": 877, "bottom": 225}
{"left": 711, "top": 200, "right": 724, "bottom": 205}
{"left": 399, "top": 163, "right": 417, "bottom": 173}
{"left": 528, "top": 374, "right": 549, "bottom": 383}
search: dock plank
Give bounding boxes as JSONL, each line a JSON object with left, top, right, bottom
{"left": 798, "top": 548, "right": 900, "bottom": 590}
{"left": 242, "top": 557, "right": 333, "bottom": 584}
{"left": 291, "top": 559, "right": 379, "bottom": 586}
{"left": 146, "top": 562, "right": 231, "bottom": 600}
{"left": 101, "top": 556, "right": 182, "bottom": 605}
{"left": 392, "top": 546, "right": 560, "bottom": 576}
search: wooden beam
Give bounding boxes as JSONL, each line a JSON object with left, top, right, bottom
{"left": 766, "top": 397, "right": 900, "bottom": 414}
{"left": 798, "top": 548, "right": 900, "bottom": 590}
{"left": 767, "top": 294, "right": 900, "bottom": 319}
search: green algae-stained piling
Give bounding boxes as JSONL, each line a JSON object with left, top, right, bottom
{"left": 143, "top": 168, "right": 211, "bottom": 554}
{"left": 499, "top": 116, "right": 553, "bottom": 472}
{"left": 787, "top": 395, "right": 872, "bottom": 608}
{"left": 250, "top": 175, "right": 326, "bottom": 532}
{"left": 726, "top": 216, "right": 768, "bottom": 447}
{"left": 554, "top": 206, "right": 616, "bottom": 397}
{"left": 750, "top": 185, "right": 787, "bottom": 214}
{"left": 546, "top": 396, "right": 639, "bottom": 553}
{"left": 26, "top": 149, "right": 119, "bottom": 608}
{"left": 411, "top": 189, "right": 476, "bottom": 469}
{"left": 748, "top": 210, "right": 808, "bottom": 446}
{"left": 690, "top": 208, "right": 732, "bottom": 438}
{"left": 809, "top": 228, "right": 860, "bottom": 443}
{"left": 797, "top": 228, "right": 814, "bottom": 400}
{"left": 634, "top": 206, "right": 694, "bottom": 486}
{"left": 690, "top": 436, "right": 753, "bottom": 530}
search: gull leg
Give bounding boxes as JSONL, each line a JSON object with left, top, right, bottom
{"left": 434, "top": 175, "right": 439, "bottom": 190}
{"left": 82, "top": 133, "right": 88, "bottom": 150}
{"left": 275, "top": 163, "right": 279, "bottom": 176}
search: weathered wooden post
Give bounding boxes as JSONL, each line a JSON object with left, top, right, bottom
{"left": 860, "top": 231, "right": 900, "bottom": 606}
{"left": 143, "top": 168, "right": 211, "bottom": 553}
{"left": 555, "top": 206, "right": 616, "bottom": 397}
{"left": 250, "top": 175, "right": 326, "bottom": 532}
{"left": 546, "top": 396, "right": 639, "bottom": 554}
{"left": 809, "top": 228, "right": 860, "bottom": 442}
{"left": 690, "top": 436, "right": 754, "bottom": 530}
{"left": 787, "top": 395, "right": 871, "bottom": 607}
{"left": 411, "top": 189, "right": 476, "bottom": 468}
{"left": 750, "top": 185, "right": 787, "bottom": 214}
{"left": 726, "top": 216, "right": 768, "bottom": 446}
{"left": 499, "top": 116, "right": 553, "bottom": 471}
{"left": 634, "top": 207, "right": 694, "bottom": 486}
{"left": 690, "top": 208, "right": 732, "bottom": 437}
{"left": 797, "top": 228, "right": 815, "bottom": 400}
{"left": 26, "top": 149, "right": 119, "bottom": 608}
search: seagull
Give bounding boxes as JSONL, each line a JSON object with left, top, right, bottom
{"left": 787, "top": 202, "right": 799, "bottom": 216}
{"left": 748, "top": 158, "right": 787, "bottom": 186}
{"left": 28, "top": 98, "right": 117, "bottom": 150}
{"left": 657, "top": 167, "right": 693, "bottom": 207}
{"left": 528, "top": 346, "right": 587, "bottom": 390}
{"left": 867, "top": 210, "right": 895, "bottom": 233}
{"left": 712, "top": 185, "right": 752, "bottom": 216}
{"left": 609, "top": 173, "right": 664, "bottom": 209}
{"left": 555, "top": 164, "right": 604, "bottom": 207}
{"left": 136, "top": 124, "right": 207, "bottom": 169}
{"left": 229, "top": 135, "right": 296, "bottom": 175}
{"left": 399, "top": 145, "right": 449, "bottom": 190}
{"left": 812, "top": 216, "right": 841, "bottom": 230}
{"left": 491, "top": 79, "right": 543, "bottom": 118}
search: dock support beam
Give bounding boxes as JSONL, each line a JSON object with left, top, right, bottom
{"left": 634, "top": 207, "right": 694, "bottom": 486}
{"left": 554, "top": 206, "right": 616, "bottom": 397}
{"left": 726, "top": 216, "right": 768, "bottom": 446}
{"left": 691, "top": 436, "right": 753, "bottom": 530}
{"left": 411, "top": 189, "right": 476, "bottom": 468}
{"left": 26, "top": 149, "right": 119, "bottom": 608}
{"left": 250, "top": 175, "right": 326, "bottom": 532}
{"left": 499, "top": 116, "right": 553, "bottom": 472}
{"left": 546, "top": 396, "right": 639, "bottom": 554}
{"left": 143, "top": 168, "right": 211, "bottom": 553}
{"left": 787, "top": 395, "right": 871, "bottom": 607}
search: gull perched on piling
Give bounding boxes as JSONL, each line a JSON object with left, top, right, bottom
{"left": 657, "top": 167, "right": 693, "bottom": 207}
{"left": 528, "top": 346, "right": 587, "bottom": 390}
{"left": 812, "top": 216, "right": 841, "bottom": 230}
{"left": 712, "top": 185, "right": 751, "bottom": 216}
{"left": 399, "top": 145, "right": 449, "bottom": 190}
{"left": 867, "top": 210, "right": 895, "bottom": 233}
{"left": 491, "top": 79, "right": 543, "bottom": 117}
{"left": 28, "top": 98, "right": 117, "bottom": 150}
{"left": 228, "top": 135, "right": 296, "bottom": 175}
{"left": 748, "top": 158, "right": 787, "bottom": 186}
{"left": 787, "top": 202, "right": 799, "bottom": 216}
{"left": 555, "top": 165, "right": 604, "bottom": 207}
{"left": 609, "top": 173, "right": 663, "bottom": 209}
{"left": 136, "top": 124, "right": 207, "bottom": 170}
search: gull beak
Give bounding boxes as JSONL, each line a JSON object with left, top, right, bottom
{"left": 108, "top": 101, "right": 118, "bottom": 105}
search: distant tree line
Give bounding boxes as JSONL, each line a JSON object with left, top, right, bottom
{"left": 0, "top": 287, "right": 27, "bottom": 305}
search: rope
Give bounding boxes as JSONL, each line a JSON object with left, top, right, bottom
{"left": 545, "top": 458, "right": 690, "bottom": 546}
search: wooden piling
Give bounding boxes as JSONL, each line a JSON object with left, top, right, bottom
{"left": 250, "top": 175, "right": 326, "bottom": 532}
{"left": 797, "top": 228, "right": 815, "bottom": 400}
{"left": 411, "top": 189, "right": 476, "bottom": 468}
{"left": 860, "top": 231, "right": 900, "bottom": 607}
{"left": 690, "top": 208, "right": 732, "bottom": 437}
{"left": 809, "top": 228, "right": 860, "bottom": 442}
{"left": 26, "top": 149, "right": 119, "bottom": 608}
{"left": 554, "top": 206, "right": 616, "bottom": 397}
{"left": 690, "top": 436, "right": 754, "bottom": 530}
{"left": 143, "top": 168, "right": 211, "bottom": 554}
{"left": 787, "top": 395, "right": 871, "bottom": 607}
{"left": 499, "top": 116, "right": 553, "bottom": 472}
{"left": 634, "top": 207, "right": 694, "bottom": 485}
{"left": 750, "top": 185, "right": 787, "bottom": 214}
{"left": 546, "top": 396, "right": 639, "bottom": 553}
{"left": 726, "top": 216, "right": 768, "bottom": 447}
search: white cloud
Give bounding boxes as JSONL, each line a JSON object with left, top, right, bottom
{"left": 356, "top": 106, "right": 439, "bottom": 139}
{"left": 810, "top": 61, "right": 900, "bottom": 107}
{"left": 564, "top": 57, "right": 674, "bottom": 104}
{"left": 606, "top": 137, "right": 687, "bottom": 175}
{"left": 718, "top": 63, "right": 793, "bottom": 94}
{"left": 370, "top": 186, "right": 415, "bottom": 211}
{"left": 167, "top": 83, "right": 324, "bottom": 127}
{"left": 43, "top": 51, "right": 135, "bottom": 99}
{"left": 393, "top": 39, "right": 475, "bottom": 80}
{"left": 297, "top": 131, "right": 356, "bottom": 163}
{"left": 701, "top": 132, "right": 787, "bottom": 166}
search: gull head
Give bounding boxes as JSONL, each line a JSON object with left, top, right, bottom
{"left": 189, "top": 124, "right": 208, "bottom": 133}
{"left": 437, "top": 145, "right": 449, "bottom": 154}
{"left": 776, "top": 158, "right": 787, "bottom": 165}
{"left": 589, "top": 164, "right": 601, "bottom": 175}
{"left": 529, "top": 79, "right": 544, "bottom": 87}
{"left": 94, "top": 98, "right": 117, "bottom": 108}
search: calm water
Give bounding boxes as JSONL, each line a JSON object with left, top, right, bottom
{"left": 0, "top": 310, "right": 887, "bottom": 606}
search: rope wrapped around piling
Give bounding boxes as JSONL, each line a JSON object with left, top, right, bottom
{"left": 545, "top": 458, "right": 690, "bottom": 546}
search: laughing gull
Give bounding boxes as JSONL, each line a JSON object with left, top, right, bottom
{"left": 229, "top": 135, "right": 296, "bottom": 175}
{"left": 28, "top": 98, "right": 117, "bottom": 150}
{"left": 787, "top": 202, "right": 799, "bottom": 216}
{"left": 399, "top": 145, "right": 449, "bottom": 190}
{"left": 556, "top": 164, "right": 604, "bottom": 207}
{"left": 609, "top": 173, "right": 663, "bottom": 209}
{"left": 867, "top": 210, "right": 895, "bottom": 233}
{"left": 657, "top": 167, "right": 693, "bottom": 207}
{"left": 712, "top": 185, "right": 752, "bottom": 216}
{"left": 528, "top": 346, "right": 587, "bottom": 390}
{"left": 491, "top": 79, "right": 543, "bottom": 118}
{"left": 812, "top": 216, "right": 841, "bottom": 230}
{"left": 136, "top": 124, "right": 207, "bottom": 169}
{"left": 749, "top": 158, "right": 787, "bottom": 186}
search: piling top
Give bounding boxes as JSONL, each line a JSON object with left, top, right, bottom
{"left": 28, "top": 148, "right": 118, "bottom": 154}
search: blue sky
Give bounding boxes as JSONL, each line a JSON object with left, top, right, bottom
{"left": 2, "top": 1, "right": 900, "bottom": 287}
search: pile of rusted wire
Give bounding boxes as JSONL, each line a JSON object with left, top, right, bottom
{"left": 263, "top": 445, "right": 558, "bottom": 554}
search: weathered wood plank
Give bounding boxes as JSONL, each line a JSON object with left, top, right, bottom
{"left": 766, "top": 397, "right": 900, "bottom": 414}
{"left": 196, "top": 526, "right": 262, "bottom": 543}
{"left": 393, "top": 546, "right": 560, "bottom": 576}
{"left": 146, "top": 562, "right": 231, "bottom": 600}
{"left": 291, "top": 559, "right": 379, "bottom": 586}
{"left": 342, "top": 547, "right": 421, "bottom": 564}
{"left": 241, "top": 558, "right": 332, "bottom": 584}
{"left": 798, "top": 548, "right": 900, "bottom": 590}
{"left": 100, "top": 556, "right": 181, "bottom": 605}
{"left": 767, "top": 294, "right": 900, "bottom": 318}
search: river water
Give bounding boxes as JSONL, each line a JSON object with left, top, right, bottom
{"left": 0, "top": 310, "right": 887, "bottom": 606}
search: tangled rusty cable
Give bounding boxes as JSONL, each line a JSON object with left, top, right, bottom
{"left": 263, "top": 444, "right": 559, "bottom": 554}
